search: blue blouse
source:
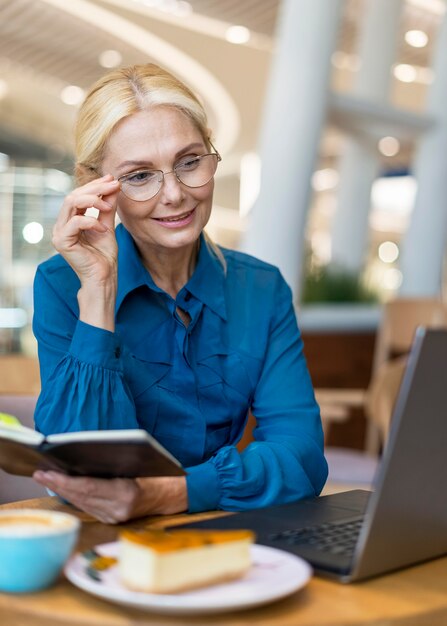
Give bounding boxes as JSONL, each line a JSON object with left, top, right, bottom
{"left": 33, "top": 224, "right": 327, "bottom": 512}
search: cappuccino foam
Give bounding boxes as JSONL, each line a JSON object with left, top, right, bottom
{"left": 0, "top": 513, "right": 73, "bottom": 536}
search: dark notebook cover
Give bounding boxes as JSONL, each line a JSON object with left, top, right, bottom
{"left": 0, "top": 427, "right": 185, "bottom": 479}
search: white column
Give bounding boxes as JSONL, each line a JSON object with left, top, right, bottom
{"left": 399, "top": 13, "right": 447, "bottom": 297}
{"left": 240, "top": 0, "right": 343, "bottom": 300}
{"left": 331, "top": 0, "right": 403, "bottom": 272}
{"left": 331, "top": 139, "right": 379, "bottom": 272}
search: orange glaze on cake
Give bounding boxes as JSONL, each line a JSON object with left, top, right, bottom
{"left": 119, "top": 529, "right": 255, "bottom": 553}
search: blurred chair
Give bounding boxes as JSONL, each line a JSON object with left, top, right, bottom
{"left": 363, "top": 355, "right": 406, "bottom": 444}
{"left": 0, "top": 355, "right": 46, "bottom": 503}
{"left": 364, "top": 297, "right": 447, "bottom": 454}
{"left": 322, "top": 356, "right": 406, "bottom": 494}
{"left": 371, "top": 297, "right": 447, "bottom": 374}
{"left": 323, "top": 296, "right": 447, "bottom": 494}
{"left": 316, "top": 388, "right": 366, "bottom": 440}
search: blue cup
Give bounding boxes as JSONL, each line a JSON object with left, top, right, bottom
{"left": 0, "top": 509, "right": 80, "bottom": 593}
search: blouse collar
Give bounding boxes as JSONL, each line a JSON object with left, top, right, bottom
{"left": 115, "top": 224, "right": 227, "bottom": 320}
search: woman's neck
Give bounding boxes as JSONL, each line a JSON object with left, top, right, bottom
{"left": 138, "top": 240, "right": 199, "bottom": 299}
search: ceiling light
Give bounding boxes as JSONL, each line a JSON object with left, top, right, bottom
{"left": 393, "top": 64, "right": 434, "bottom": 84}
{"left": 378, "top": 136, "right": 400, "bottom": 157}
{"left": 60, "top": 85, "right": 85, "bottom": 106}
{"left": 225, "top": 25, "right": 251, "bottom": 45}
{"left": 99, "top": 49, "right": 122, "bottom": 68}
{"left": 378, "top": 241, "right": 399, "bottom": 264}
{"left": 383, "top": 268, "right": 403, "bottom": 290}
{"left": 371, "top": 175, "right": 417, "bottom": 215}
{"left": 22, "top": 222, "right": 44, "bottom": 244}
{"left": 404, "top": 29, "right": 428, "bottom": 47}
{"left": 393, "top": 64, "right": 417, "bottom": 83}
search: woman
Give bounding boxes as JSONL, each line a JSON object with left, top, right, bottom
{"left": 32, "top": 63, "right": 327, "bottom": 523}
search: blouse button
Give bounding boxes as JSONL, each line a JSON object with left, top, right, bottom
{"left": 114, "top": 346, "right": 121, "bottom": 358}
{"left": 184, "top": 292, "right": 191, "bottom": 302}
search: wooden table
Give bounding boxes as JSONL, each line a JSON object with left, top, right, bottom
{"left": 1, "top": 497, "right": 447, "bottom": 626}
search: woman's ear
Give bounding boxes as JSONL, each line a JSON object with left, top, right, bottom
{"left": 74, "top": 163, "right": 98, "bottom": 186}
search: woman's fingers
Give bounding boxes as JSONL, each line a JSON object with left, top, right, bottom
{"left": 53, "top": 175, "right": 121, "bottom": 254}
{"left": 33, "top": 471, "right": 138, "bottom": 524}
{"left": 32, "top": 471, "right": 188, "bottom": 522}
{"left": 56, "top": 177, "right": 120, "bottom": 226}
{"left": 61, "top": 194, "right": 115, "bottom": 220}
{"left": 52, "top": 215, "right": 107, "bottom": 248}
{"left": 97, "top": 188, "right": 120, "bottom": 231}
{"left": 53, "top": 193, "right": 120, "bottom": 250}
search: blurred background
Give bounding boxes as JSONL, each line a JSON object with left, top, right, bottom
{"left": 2, "top": 0, "right": 447, "bottom": 496}
{"left": 0, "top": 0, "right": 446, "bottom": 353}
{"left": 0, "top": 0, "right": 447, "bottom": 351}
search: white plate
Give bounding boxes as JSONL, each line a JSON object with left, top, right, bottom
{"left": 64, "top": 541, "right": 312, "bottom": 615}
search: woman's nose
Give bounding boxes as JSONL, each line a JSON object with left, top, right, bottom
{"left": 160, "top": 170, "right": 183, "bottom": 204}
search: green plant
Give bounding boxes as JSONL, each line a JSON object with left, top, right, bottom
{"left": 301, "top": 265, "right": 378, "bottom": 304}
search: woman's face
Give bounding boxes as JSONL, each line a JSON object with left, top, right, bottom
{"left": 101, "top": 106, "right": 214, "bottom": 254}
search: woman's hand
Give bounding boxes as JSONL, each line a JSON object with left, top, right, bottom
{"left": 52, "top": 174, "right": 121, "bottom": 331}
{"left": 52, "top": 174, "right": 120, "bottom": 286}
{"left": 32, "top": 471, "right": 188, "bottom": 524}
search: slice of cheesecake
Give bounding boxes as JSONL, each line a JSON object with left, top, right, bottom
{"left": 118, "top": 528, "right": 255, "bottom": 594}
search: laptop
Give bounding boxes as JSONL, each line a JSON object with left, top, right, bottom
{"left": 181, "top": 327, "right": 447, "bottom": 582}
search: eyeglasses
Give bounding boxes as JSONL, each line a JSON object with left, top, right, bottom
{"left": 117, "top": 149, "right": 221, "bottom": 202}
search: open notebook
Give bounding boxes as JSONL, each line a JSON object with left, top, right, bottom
{"left": 181, "top": 327, "right": 447, "bottom": 582}
{"left": 0, "top": 425, "right": 184, "bottom": 479}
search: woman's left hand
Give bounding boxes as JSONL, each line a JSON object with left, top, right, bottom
{"left": 32, "top": 471, "right": 188, "bottom": 524}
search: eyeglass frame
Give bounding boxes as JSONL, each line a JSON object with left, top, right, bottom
{"left": 116, "top": 142, "right": 222, "bottom": 202}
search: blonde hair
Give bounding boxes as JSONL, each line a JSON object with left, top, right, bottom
{"left": 75, "top": 63, "right": 211, "bottom": 185}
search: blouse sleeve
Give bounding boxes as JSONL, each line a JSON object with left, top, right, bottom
{"left": 33, "top": 266, "right": 138, "bottom": 435}
{"left": 185, "top": 273, "right": 328, "bottom": 513}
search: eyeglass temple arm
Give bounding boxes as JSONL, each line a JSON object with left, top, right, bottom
{"left": 208, "top": 140, "right": 221, "bottom": 161}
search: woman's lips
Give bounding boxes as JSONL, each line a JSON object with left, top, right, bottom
{"left": 152, "top": 208, "right": 196, "bottom": 228}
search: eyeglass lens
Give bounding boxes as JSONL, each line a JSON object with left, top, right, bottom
{"left": 120, "top": 153, "right": 219, "bottom": 201}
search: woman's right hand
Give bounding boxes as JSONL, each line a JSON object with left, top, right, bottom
{"left": 32, "top": 471, "right": 188, "bottom": 524}
{"left": 52, "top": 174, "right": 121, "bottom": 331}
{"left": 52, "top": 174, "right": 121, "bottom": 286}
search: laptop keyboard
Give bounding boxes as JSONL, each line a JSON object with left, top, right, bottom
{"left": 268, "top": 517, "right": 364, "bottom": 556}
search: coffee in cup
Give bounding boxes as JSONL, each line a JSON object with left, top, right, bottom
{"left": 0, "top": 509, "right": 80, "bottom": 593}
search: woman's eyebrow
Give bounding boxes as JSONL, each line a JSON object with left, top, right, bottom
{"left": 174, "top": 142, "right": 205, "bottom": 158}
{"left": 116, "top": 159, "right": 152, "bottom": 173}
{"left": 116, "top": 143, "right": 206, "bottom": 174}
